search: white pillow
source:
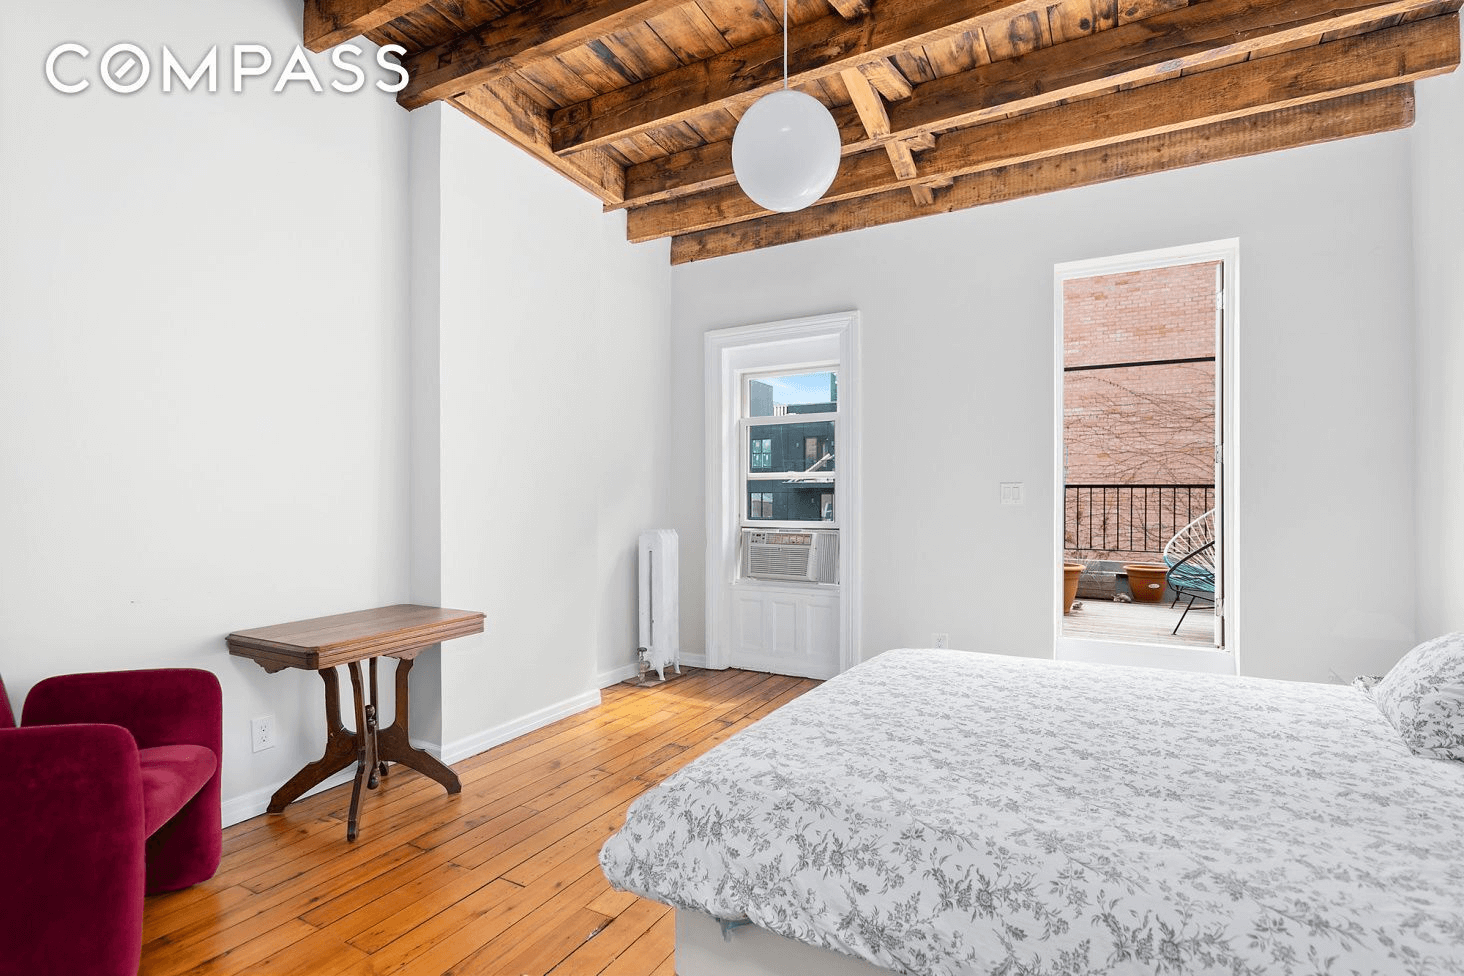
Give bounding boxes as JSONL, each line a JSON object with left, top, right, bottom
{"left": 1373, "top": 632, "right": 1464, "bottom": 761}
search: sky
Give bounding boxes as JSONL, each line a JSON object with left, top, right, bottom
{"left": 766, "top": 371, "right": 835, "bottom": 406}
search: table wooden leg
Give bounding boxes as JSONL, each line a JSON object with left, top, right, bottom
{"left": 376, "top": 656, "right": 461, "bottom": 796}
{"left": 367, "top": 657, "right": 383, "bottom": 789}
{"left": 344, "top": 661, "right": 378, "bottom": 842}
{"left": 267, "top": 668, "right": 358, "bottom": 815}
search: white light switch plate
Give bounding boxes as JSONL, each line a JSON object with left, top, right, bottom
{"left": 1000, "top": 483, "right": 1024, "bottom": 506}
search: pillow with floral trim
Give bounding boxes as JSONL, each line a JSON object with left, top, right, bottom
{"left": 1373, "top": 632, "right": 1464, "bottom": 760}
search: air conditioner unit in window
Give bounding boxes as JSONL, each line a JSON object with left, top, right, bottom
{"left": 742, "top": 529, "right": 839, "bottom": 584}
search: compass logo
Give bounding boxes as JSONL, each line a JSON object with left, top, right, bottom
{"left": 45, "top": 43, "right": 408, "bottom": 95}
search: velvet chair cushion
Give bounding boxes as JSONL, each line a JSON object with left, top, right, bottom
{"left": 21, "top": 668, "right": 224, "bottom": 894}
{"left": 0, "top": 724, "right": 146, "bottom": 976}
{"left": 23, "top": 669, "right": 221, "bottom": 755}
{"left": 138, "top": 744, "right": 218, "bottom": 838}
{"left": 0, "top": 676, "right": 14, "bottom": 729}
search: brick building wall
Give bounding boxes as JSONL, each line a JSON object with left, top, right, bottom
{"left": 1063, "top": 262, "right": 1219, "bottom": 563}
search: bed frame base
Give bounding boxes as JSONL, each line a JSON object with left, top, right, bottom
{"left": 675, "top": 910, "right": 895, "bottom": 976}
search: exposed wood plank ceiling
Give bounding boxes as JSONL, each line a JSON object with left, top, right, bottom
{"left": 304, "top": 0, "right": 1461, "bottom": 262}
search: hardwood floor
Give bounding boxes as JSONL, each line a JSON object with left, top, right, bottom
{"left": 142, "top": 669, "right": 819, "bottom": 976}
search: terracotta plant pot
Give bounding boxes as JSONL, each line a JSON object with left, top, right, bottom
{"left": 1062, "top": 562, "right": 1084, "bottom": 614}
{"left": 1124, "top": 564, "right": 1168, "bottom": 603}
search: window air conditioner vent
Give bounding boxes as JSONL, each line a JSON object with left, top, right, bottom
{"left": 742, "top": 530, "right": 839, "bottom": 584}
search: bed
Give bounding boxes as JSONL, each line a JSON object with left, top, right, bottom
{"left": 599, "top": 648, "right": 1464, "bottom": 976}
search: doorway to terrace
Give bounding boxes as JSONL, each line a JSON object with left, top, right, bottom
{"left": 1054, "top": 241, "right": 1238, "bottom": 675}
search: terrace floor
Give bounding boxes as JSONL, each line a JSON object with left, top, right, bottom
{"left": 1063, "top": 595, "right": 1218, "bottom": 648}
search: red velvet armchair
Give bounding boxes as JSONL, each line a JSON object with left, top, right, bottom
{"left": 0, "top": 669, "right": 223, "bottom": 976}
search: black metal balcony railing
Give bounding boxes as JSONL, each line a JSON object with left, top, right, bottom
{"left": 1064, "top": 484, "right": 1215, "bottom": 554}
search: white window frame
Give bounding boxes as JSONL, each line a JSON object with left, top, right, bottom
{"left": 705, "top": 311, "right": 861, "bottom": 674}
{"left": 1053, "top": 239, "right": 1241, "bottom": 676}
{"left": 740, "top": 365, "right": 840, "bottom": 530}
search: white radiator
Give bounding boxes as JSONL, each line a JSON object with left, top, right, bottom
{"left": 638, "top": 529, "right": 680, "bottom": 681}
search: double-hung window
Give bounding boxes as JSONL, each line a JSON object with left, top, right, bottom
{"left": 742, "top": 369, "right": 838, "bottom": 526}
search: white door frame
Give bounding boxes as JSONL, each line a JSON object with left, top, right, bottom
{"left": 1052, "top": 239, "right": 1241, "bottom": 675}
{"left": 704, "top": 311, "right": 862, "bottom": 674}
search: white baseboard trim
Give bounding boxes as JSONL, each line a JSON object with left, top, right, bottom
{"left": 440, "top": 688, "right": 602, "bottom": 766}
{"left": 221, "top": 689, "right": 602, "bottom": 827}
{"left": 598, "top": 653, "right": 716, "bottom": 688}
{"left": 222, "top": 765, "right": 358, "bottom": 828}
{"left": 598, "top": 663, "right": 640, "bottom": 687}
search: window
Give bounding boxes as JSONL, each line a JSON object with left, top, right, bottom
{"left": 742, "top": 369, "right": 838, "bottom": 525}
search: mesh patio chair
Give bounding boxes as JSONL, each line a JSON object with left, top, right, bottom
{"left": 1162, "top": 509, "right": 1216, "bottom": 635}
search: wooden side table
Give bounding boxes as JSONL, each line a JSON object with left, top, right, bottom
{"left": 227, "top": 605, "right": 485, "bottom": 841}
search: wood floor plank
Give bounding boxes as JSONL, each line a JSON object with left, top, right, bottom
{"left": 499, "top": 807, "right": 629, "bottom": 886}
{"left": 212, "top": 816, "right": 351, "bottom": 888}
{"left": 546, "top": 898, "right": 670, "bottom": 976}
{"left": 143, "top": 886, "right": 259, "bottom": 943}
{"left": 437, "top": 868, "right": 615, "bottom": 975}
{"left": 363, "top": 864, "right": 600, "bottom": 975}
{"left": 139, "top": 918, "right": 317, "bottom": 976}
{"left": 141, "top": 668, "right": 820, "bottom": 976}
{"left": 339, "top": 878, "right": 523, "bottom": 976}
{"left": 482, "top": 906, "right": 616, "bottom": 976}
{"left": 178, "top": 927, "right": 369, "bottom": 976}
{"left": 307, "top": 669, "right": 727, "bottom": 825}
{"left": 585, "top": 887, "right": 643, "bottom": 919}
{"left": 598, "top": 912, "right": 678, "bottom": 976}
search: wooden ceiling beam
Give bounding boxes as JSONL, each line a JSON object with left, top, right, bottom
{"left": 859, "top": 59, "right": 914, "bottom": 101}
{"left": 548, "top": 0, "right": 1055, "bottom": 153}
{"left": 618, "top": 0, "right": 1457, "bottom": 208}
{"left": 304, "top": 0, "right": 425, "bottom": 52}
{"left": 397, "top": 0, "right": 689, "bottom": 110}
{"left": 827, "top": 0, "right": 873, "bottom": 17}
{"left": 669, "top": 86, "right": 1417, "bottom": 263}
{"left": 841, "top": 68, "right": 893, "bottom": 138}
{"left": 627, "top": 14, "right": 1458, "bottom": 241}
{"left": 907, "top": 183, "right": 936, "bottom": 206}
{"left": 883, "top": 0, "right": 1459, "bottom": 135}
{"left": 840, "top": 67, "right": 929, "bottom": 202}
{"left": 453, "top": 81, "right": 627, "bottom": 205}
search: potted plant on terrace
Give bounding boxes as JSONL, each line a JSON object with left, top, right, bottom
{"left": 1062, "top": 560, "right": 1085, "bottom": 614}
{"left": 1123, "top": 563, "right": 1168, "bottom": 603}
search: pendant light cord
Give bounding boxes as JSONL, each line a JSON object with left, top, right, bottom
{"left": 783, "top": 0, "right": 789, "bottom": 89}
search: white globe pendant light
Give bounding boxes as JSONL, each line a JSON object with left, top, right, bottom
{"left": 732, "top": 0, "right": 841, "bottom": 213}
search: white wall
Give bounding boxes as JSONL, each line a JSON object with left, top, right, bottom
{"left": 0, "top": 0, "right": 412, "bottom": 808}
{"left": 407, "top": 105, "right": 446, "bottom": 749}
{"left": 671, "top": 131, "right": 1421, "bottom": 683}
{"left": 418, "top": 106, "right": 671, "bottom": 757}
{"left": 1413, "top": 70, "right": 1464, "bottom": 639}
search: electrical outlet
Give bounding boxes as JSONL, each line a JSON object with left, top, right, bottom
{"left": 251, "top": 715, "right": 275, "bottom": 753}
{"left": 933, "top": 633, "right": 950, "bottom": 649}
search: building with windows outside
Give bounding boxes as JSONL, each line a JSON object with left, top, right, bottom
{"left": 746, "top": 375, "right": 837, "bottom": 523}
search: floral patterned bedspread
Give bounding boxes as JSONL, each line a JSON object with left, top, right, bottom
{"left": 599, "top": 649, "right": 1464, "bottom": 976}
